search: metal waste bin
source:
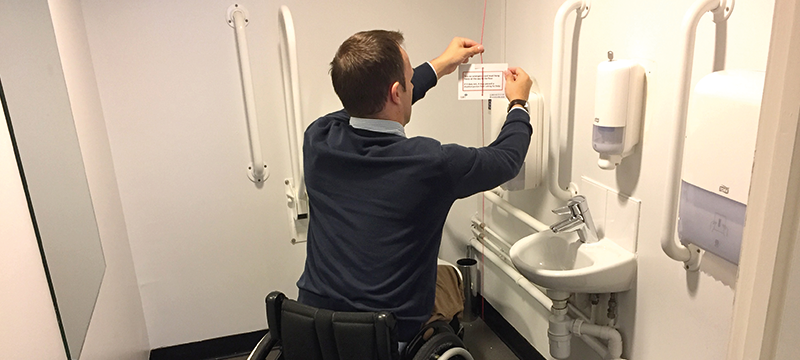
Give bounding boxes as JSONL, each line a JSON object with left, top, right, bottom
{"left": 457, "top": 257, "right": 478, "bottom": 322}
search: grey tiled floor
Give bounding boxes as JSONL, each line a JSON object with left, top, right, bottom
{"left": 222, "top": 317, "right": 519, "bottom": 360}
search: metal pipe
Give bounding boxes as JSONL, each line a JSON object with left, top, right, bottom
{"left": 457, "top": 258, "right": 478, "bottom": 322}
{"left": 470, "top": 215, "right": 513, "bottom": 252}
{"left": 483, "top": 225, "right": 514, "bottom": 251}
{"left": 660, "top": 0, "right": 725, "bottom": 269}
{"left": 471, "top": 227, "right": 511, "bottom": 262}
{"left": 231, "top": 9, "right": 267, "bottom": 182}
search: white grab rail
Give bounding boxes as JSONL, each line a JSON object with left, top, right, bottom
{"left": 548, "top": 0, "right": 590, "bottom": 201}
{"left": 229, "top": 4, "right": 268, "bottom": 183}
{"left": 660, "top": 0, "right": 731, "bottom": 270}
{"left": 278, "top": 6, "right": 307, "bottom": 217}
{"left": 483, "top": 190, "right": 549, "bottom": 232}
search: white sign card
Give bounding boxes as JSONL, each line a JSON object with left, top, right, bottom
{"left": 457, "top": 63, "right": 508, "bottom": 100}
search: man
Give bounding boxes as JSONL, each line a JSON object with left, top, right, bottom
{"left": 296, "top": 30, "right": 533, "bottom": 343}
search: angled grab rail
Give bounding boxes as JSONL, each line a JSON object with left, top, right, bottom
{"left": 229, "top": 4, "right": 268, "bottom": 183}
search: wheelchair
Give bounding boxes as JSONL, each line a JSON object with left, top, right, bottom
{"left": 246, "top": 291, "right": 474, "bottom": 360}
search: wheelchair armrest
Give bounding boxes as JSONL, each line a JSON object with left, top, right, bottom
{"left": 246, "top": 332, "right": 278, "bottom": 360}
{"left": 266, "top": 291, "right": 286, "bottom": 341}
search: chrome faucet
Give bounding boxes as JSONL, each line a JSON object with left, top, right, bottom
{"left": 550, "top": 195, "right": 599, "bottom": 243}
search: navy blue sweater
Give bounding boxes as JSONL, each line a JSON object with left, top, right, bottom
{"left": 296, "top": 63, "right": 532, "bottom": 341}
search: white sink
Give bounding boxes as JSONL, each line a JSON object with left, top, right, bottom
{"left": 509, "top": 230, "right": 637, "bottom": 294}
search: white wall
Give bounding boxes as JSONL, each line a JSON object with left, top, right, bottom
{"left": 0, "top": 0, "right": 120, "bottom": 358}
{"left": 3, "top": 0, "right": 793, "bottom": 357}
{"left": 475, "top": 0, "right": 777, "bottom": 359}
{"left": 0, "top": 1, "right": 149, "bottom": 359}
{"left": 80, "top": 0, "right": 486, "bottom": 349}
{"left": 770, "top": 0, "right": 800, "bottom": 354}
{"left": 1, "top": 1, "right": 109, "bottom": 358}
{"left": 774, "top": 223, "right": 800, "bottom": 359}
{"left": 48, "top": 0, "right": 151, "bottom": 359}
{"left": 0, "top": 107, "right": 66, "bottom": 360}
{"left": 68, "top": 0, "right": 791, "bottom": 359}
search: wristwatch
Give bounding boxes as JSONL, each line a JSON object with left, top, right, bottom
{"left": 507, "top": 99, "right": 530, "bottom": 113}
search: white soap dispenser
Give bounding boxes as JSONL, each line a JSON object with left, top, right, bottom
{"left": 592, "top": 51, "right": 645, "bottom": 169}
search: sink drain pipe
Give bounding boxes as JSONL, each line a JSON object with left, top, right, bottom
{"left": 548, "top": 295, "right": 573, "bottom": 359}
{"left": 547, "top": 291, "right": 624, "bottom": 360}
{"left": 468, "top": 238, "right": 625, "bottom": 360}
{"left": 572, "top": 319, "right": 623, "bottom": 359}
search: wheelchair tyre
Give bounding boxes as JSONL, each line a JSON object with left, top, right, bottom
{"left": 411, "top": 332, "right": 467, "bottom": 360}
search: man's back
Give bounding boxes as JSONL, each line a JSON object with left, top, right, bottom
{"left": 296, "top": 31, "right": 532, "bottom": 343}
{"left": 297, "top": 110, "right": 458, "bottom": 341}
{"left": 296, "top": 107, "right": 531, "bottom": 342}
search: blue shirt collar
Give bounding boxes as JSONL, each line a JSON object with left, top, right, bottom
{"left": 349, "top": 117, "right": 407, "bottom": 138}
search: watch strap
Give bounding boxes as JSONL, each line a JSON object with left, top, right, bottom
{"left": 507, "top": 99, "right": 528, "bottom": 112}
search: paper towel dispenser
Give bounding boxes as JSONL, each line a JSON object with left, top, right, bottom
{"left": 678, "top": 70, "right": 765, "bottom": 265}
{"left": 487, "top": 79, "right": 545, "bottom": 191}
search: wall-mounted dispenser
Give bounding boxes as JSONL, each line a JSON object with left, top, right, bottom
{"left": 488, "top": 80, "right": 546, "bottom": 191}
{"left": 592, "top": 52, "right": 645, "bottom": 170}
{"left": 678, "top": 70, "right": 764, "bottom": 265}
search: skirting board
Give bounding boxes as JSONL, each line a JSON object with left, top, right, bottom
{"left": 149, "top": 329, "right": 267, "bottom": 360}
{"left": 478, "top": 295, "right": 547, "bottom": 360}
{"left": 148, "top": 297, "right": 544, "bottom": 360}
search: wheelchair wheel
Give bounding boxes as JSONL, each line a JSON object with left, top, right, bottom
{"left": 411, "top": 332, "right": 467, "bottom": 360}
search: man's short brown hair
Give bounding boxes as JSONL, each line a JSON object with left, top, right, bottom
{"left": 330, "top": 30, "right": 407, "bottom": 118}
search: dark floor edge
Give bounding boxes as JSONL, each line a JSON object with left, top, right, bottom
{"left": 477, "top": 295, "right": 547, "bottom": 360}
{"left": 148, "top": 297, "right": 541, "bottom": 360}
{"left": 149, "top": 329, "right": 268, "bottom": 360}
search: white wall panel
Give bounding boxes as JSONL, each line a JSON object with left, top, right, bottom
{"left": 0, "top": 103, "right": 66, "bottom": 360}
{"left": 80, "top": 0, "right": 484, "bottom": 348}
{"left": 77, "top": 0, "right": 789, "bottom": 359}
{"left": 49, "top": 0, "right": 151, "bottom": 358}
{"left": 491, "top": 0, "right": 775, "bottom": 359}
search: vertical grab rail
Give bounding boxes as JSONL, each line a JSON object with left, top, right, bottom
{"left": 278, "top": 6, "right": 308, "bottom": 218}
{"left": 661, "top": 0, "right": 733, "bottom": 270}
{"left": 548, "top": 0, "right": 590, "bottom": 201}
{"left": 228, "top": 4, "right": 268, "bottom": 183}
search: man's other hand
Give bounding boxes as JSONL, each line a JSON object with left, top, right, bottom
{"left": 430, "top": 37, "right": 484, "bottom": 79}
{"left": 504, "top": 67, "right": 533, "bottom": 102}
